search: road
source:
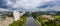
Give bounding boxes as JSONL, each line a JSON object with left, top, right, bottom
{"left": 25, "top": 16, "right": 39, "bottom": 26}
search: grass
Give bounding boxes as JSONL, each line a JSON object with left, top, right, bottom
{"left": 55, "top": 16, "right": 60, "bottom": 19}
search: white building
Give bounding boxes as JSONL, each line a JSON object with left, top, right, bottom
{"left": 13, "top": 10, "right": 25, "bottom": 21}
{"left": 13, "top": 10, "right": 20, "bottom": 21}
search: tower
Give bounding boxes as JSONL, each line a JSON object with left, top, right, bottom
{"left": 13, "top": 10, "right": 20, "bottom": 21}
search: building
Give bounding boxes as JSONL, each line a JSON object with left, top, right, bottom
{"left": 13, "top": 10, "right": 25, "bottom": 21}
{"left": 0, "top": 10, "right": 25, "bottom": 21}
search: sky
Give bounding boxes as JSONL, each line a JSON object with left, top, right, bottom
{"left": 0, "top": 0, "right": 60, "bottom": 12}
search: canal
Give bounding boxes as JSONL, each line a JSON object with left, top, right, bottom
{"left": 25, "top": 16, "right": 39, "bottom": 26}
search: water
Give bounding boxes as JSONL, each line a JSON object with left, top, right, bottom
{"left": 25, "top": 16, "right": 39, "bottom": 26}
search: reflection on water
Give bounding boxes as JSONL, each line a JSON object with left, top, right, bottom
{"left": 25, "top": 16, "right": 39, "bottom": 26}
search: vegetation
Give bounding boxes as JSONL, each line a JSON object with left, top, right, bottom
{"left": 0, "top": 14, "right": 13, "bottom": 20}
{"left": 1, "top": 16, "right": 6, "bottom": 20}
{"left": 36, "top": 16, "right": 60, "bottom": 26}
{"left": 55, "top": 16, "right": 60, "bottom": 19}
{"left": 31, "top": 12, "right": 60, "bottom": 26}
{"left": 9, "top": 13, "right": 27, "bottom": 26}
{"left": 1, "top": 11, "right": 60, "bottom": 26}
{"left": 6, "top": 14, "right": 13, "bottom": 17}
{"left": 8, "top": 12, "right": 60, "bottom": 26}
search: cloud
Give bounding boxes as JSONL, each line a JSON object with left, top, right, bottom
{"left": 37, "top": 0, "right": 60, "bottom": 11}
{"left": 0, "top": 0, "right": 8, "bottom": 8}
{"left": 0, "top": 8, "right": 9, "bottom": 11}
{"left": 11, "top": 0, "right": 53, "bottom": 11}
{"left": 12, "top": 0, "right": 51, "bottom": 9}
{"left": 0, "top": 0, "right": 60, "bottom": 11}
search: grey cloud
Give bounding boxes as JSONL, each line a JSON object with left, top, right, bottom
{"left": 0, "top": 0, "right": 60, "bottom": 12}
